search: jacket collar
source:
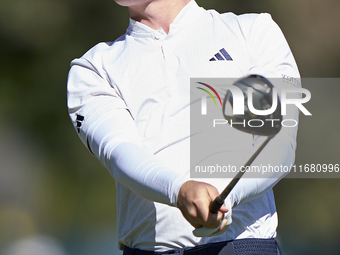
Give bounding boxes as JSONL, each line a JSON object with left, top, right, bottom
{"left": 126, "top": 1, "right": 204, "bottom": 39}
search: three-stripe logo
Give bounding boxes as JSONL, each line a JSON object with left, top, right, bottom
{"left": 209, "top": 48, "right": 233, "bottom": 61}
{"left": 76, "top": 114, "right": 84, "bottom": 133}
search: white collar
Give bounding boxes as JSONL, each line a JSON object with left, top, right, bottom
{"left": 126, "top": 0, "right": 204, "bottom": 39}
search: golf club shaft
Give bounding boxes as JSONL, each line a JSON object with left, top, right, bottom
{"left": 209, "top": 136, "right": 273, "bottom": 213}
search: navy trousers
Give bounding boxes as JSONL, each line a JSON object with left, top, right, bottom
{"left": 123, "top": 238, "right": 281, "bottom": 255}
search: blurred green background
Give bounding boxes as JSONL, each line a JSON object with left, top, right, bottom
{"left": 0, "top": 0, "right": 339, "bottom": 254}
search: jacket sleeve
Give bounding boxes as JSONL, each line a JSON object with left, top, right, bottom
{"left": 228, "top": 13, "right": 301, "bottom": 206}
{"left": 67, "top": 56, "right": 187, "bottom": 207}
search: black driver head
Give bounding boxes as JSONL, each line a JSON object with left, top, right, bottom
{"left": 223, "top": 75, "right": 282, "bottom": 136}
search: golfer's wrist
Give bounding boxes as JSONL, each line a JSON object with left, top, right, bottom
{"left": 172, "top": 178, "right": 191, "bottom": 207}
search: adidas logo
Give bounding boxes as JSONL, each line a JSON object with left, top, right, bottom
{"left": 209, "top": 48, "right": 233, "bottom": 61}
{"left": 76, "top": 114, "right": 84, "bottom": 133}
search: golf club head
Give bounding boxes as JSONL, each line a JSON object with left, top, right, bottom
{"left": 223, "top": 75, "right": 282, "bottom": 137}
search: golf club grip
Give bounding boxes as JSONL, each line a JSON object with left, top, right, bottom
{"left": 209, "top": 137, "right": 272, "bottom": 214}
{"left": 209, "top": 175, "right": 242, "bottom": 213}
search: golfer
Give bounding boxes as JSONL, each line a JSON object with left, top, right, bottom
{"left": 67, "top": 0, "right": 300, "bottom": 254}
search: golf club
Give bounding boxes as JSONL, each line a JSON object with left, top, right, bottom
{"left": 193, "top": 75, "right": 282, "bottom": 237}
